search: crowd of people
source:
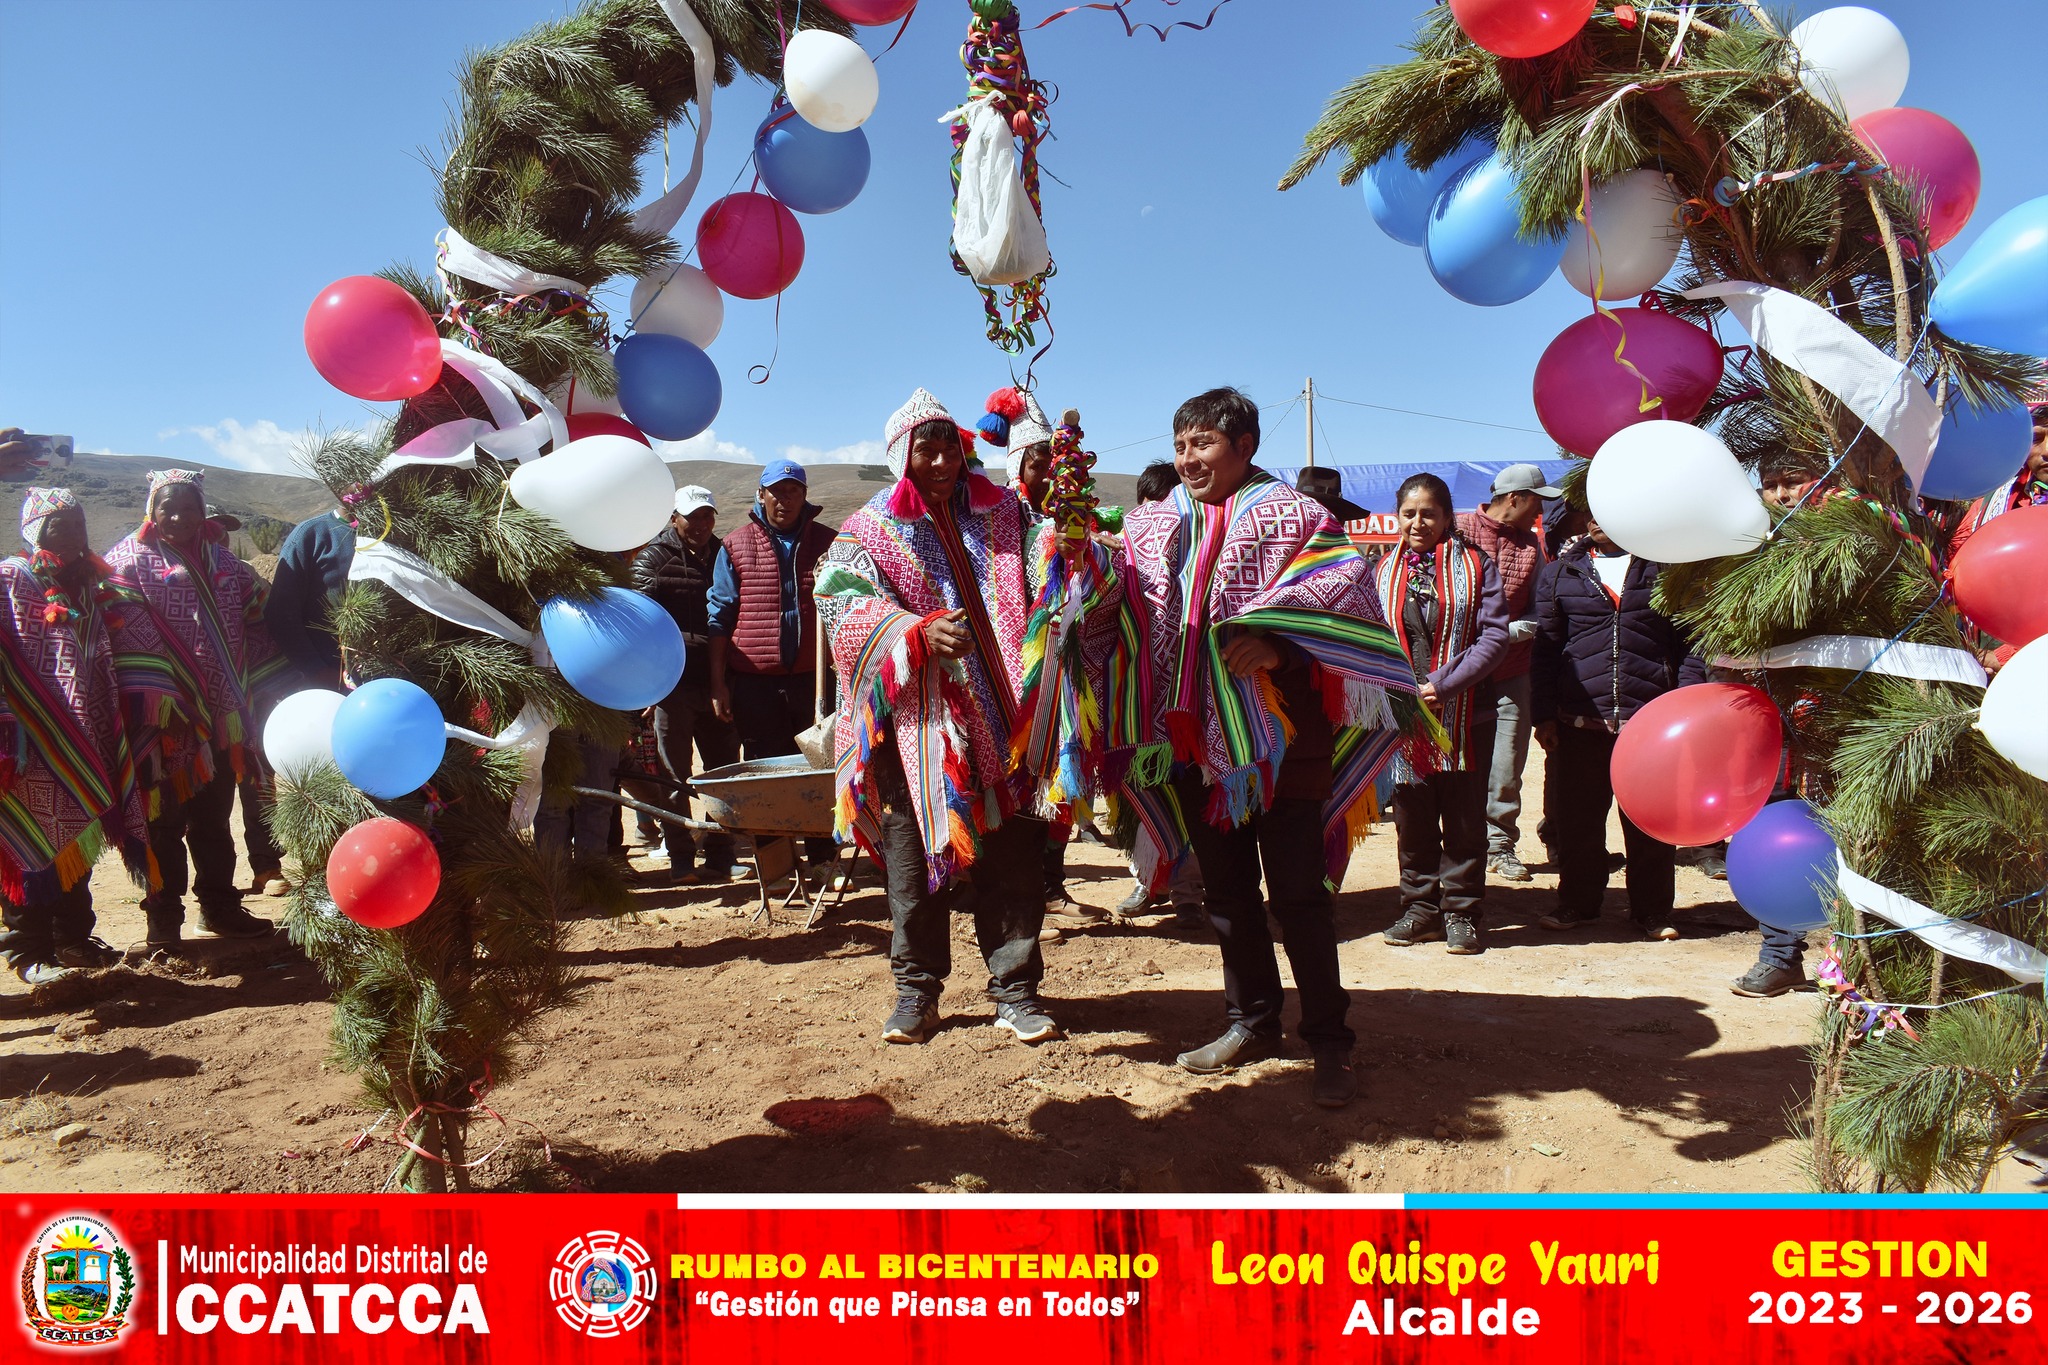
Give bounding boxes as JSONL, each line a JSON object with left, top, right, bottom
{"left": 5, "top": 400, "right": 2042, "bottom": 1114}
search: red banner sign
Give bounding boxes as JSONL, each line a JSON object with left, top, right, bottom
{"left": 6, "top": 1196, "right": 2041, "bottom": 1362}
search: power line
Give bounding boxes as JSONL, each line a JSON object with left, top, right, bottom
{"left": 1313, "top": 391, "right": 1550, "bottom": 437}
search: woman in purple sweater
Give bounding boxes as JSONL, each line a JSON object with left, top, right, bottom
{"left": 1371, "top": 474, "right": 1509, "bottom": 955}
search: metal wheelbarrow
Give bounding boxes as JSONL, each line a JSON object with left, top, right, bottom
{"left": 689, "top": 755, "right": 851, "bottom": 927}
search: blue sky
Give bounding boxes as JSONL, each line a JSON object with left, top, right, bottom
{"left": 2, "top": 1, "right": 2041, "bottom": 478}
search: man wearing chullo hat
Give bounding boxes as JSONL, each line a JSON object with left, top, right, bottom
{"left": 104, "top": 469, "right": 291, "bottom": 946}
{"left": 817, "top": 389, "right": 1121, "bottom": 1047}
{"left": 0, "top": 489, "right": 206, "bottom": 982}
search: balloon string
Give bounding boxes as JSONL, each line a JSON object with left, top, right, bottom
{"left": 1575, "top": 151, "right": 1665, "bottom": 418}
{"left": 1772, "top": 317, "right": 1934, "bottom": 539}
{"left": 748, "top": 290, "right": 785, "bottom": 386}
{"left": 1830, "top": 883, "right": 2048, "bottom": 941}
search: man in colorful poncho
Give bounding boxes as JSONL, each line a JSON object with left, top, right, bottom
{"left": 817, "top": 389, "right": 1118, "bottom": 1047}
{"left": 104, "top": 470, "right": 288, "bottom": 945}
{"left": 1106, "top": 388, "right": 1418, "bottom": 1109}
{"left": 0, "top": 489, "right": 205, "bottom": 982}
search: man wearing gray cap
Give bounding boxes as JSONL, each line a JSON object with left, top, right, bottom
{"left": 1456, "top": 463, "right": 1560, "bottom": 883}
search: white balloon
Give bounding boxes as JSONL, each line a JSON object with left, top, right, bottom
{"left": 263, "top": 688, "right": 346, "bottom": 782}
{"left": 1560, "top": 170, "right": 1684, "bottom": 299}
{"left": 1789, "top": 7, "right": 1909, "bottom": 121}
{"left": 508, "top": 434, "right": 675, "bottom": 552}
{"left": 784, "top": 30, "right": 878, "bottom": 134}
{"left": 628, "top": 263, "right": 723, "bottom": 349}
{"left": 1977, "top": 636, "right": 2048, "bottom": 782}
{"left": 1587, "top": 422, "right": 1769, "bottom": 563}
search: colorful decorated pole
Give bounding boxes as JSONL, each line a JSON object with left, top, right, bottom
{"left": 1044, "top": 407, "right": 1100, "bottom": 545}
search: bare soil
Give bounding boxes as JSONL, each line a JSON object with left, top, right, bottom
{"left": 3, "top": 750, "right": 1827, "bottom": 1197}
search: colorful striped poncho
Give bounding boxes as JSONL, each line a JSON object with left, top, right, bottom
{"left": 1099, "top": 473, "right": 1423, "bottom": 890}
{"left": 0, "top": 554, "right": 208, "bottom": 902}
{"left": 103, "top": 526, "right": 290, "bottom": 783}
{"left": 818, "top": 473, "right": 1119, "bottom": 892}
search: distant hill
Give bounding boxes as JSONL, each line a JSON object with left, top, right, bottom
{"left": 12, "top": 452, "right": 1145, "bottom": 558}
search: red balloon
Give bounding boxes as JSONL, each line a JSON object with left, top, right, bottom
{"left": 696, "top": 193, "right": 806, "bottom": 300}
{"left": 1953, "top": 504, "right": 2048, "bottom": 650}
{"left": 1533, "top": 308, "right": 1724, "bottom": 458}
{"left": 1852, "top": 108, "right": 1982, "bottom": 249}
{"left": 1611, "top": 683, "right": 1783, "bottom": 847}
{"left": 303, "top": 276, "right": 443, "bottom": 402}
{"left": 1450, "top": 0, "right": 1596, "bottom": 58}
{"left": 565, "top": 412, "right": 650, "bottom": 446}
{"left": 326, "top": 817, "right": 441, "bottom": 929}
{"left": 823, "top": 0, "right": 918, "bottom": 23}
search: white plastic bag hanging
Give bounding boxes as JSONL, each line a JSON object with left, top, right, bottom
{"left": 946, "top": 96, "right": 1049, "bottom": 286}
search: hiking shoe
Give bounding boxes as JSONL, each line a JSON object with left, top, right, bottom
{"left": 144, "top": 910, "right": 183, "bottom": 946}
{"left": 1382, "top": 909, "right": 1445, "bottom": 946}
{"left": 1635, "top": 917, "right": 1681, "bottom": 942}
{"left": 882, "top": 997, "right": 938, "bottom": 1044}
{"left": 1311, "top": 1050, "right": 1357, "bottom": 1109}
{"left": 261, "top": 873, "right": 293, "bottom": 897}
{"left": 9, "top": 957, "right": 73, "bottom": 987}
{"left": 1177, "top": 1022, "right": 1278, "bottom": 1074}
{"left": 1488, "top": 852, "right": 1532, "bottom": 882}
{"left": 1443, "top": 914, "right": 1484, "bottom": 955}
{"left": 1538, "top": 909, "right": 1597, "bottom": 931}
{"left": 1731, "top": 961, "right": 1806, "bottom": 998}
{"left": 1037, "top": 924, "right": 1064, "bottom": 944}
{"left": 54, "top": 938, "right": 122, "bottom": 970}
{"left": 994, "top": 1000, "right": 1061, "bottom": 1044}
{"left": 200, "top": 905, "right": 274, "bottom": 938}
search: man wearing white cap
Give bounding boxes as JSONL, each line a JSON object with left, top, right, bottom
{"left": 817, "top": 389, "right": 1118, "bottom": 1046}
{"left": 632, "top": 486, "right": 740, "bottom": 883}
{"left": 1456, "top": 463, "right": 1561, "bottom": 883}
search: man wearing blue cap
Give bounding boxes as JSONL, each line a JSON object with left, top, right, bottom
{"left": 708, "top": 458, "right": 838, "bottom": 864}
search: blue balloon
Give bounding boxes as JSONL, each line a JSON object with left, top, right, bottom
{"left": 755, "top": 109, "right": 870, "bottom": 215}
{"left": 1362, "top": 137, "right": 1490, "bottom": 247}
{"left": 1929, "top": 195, "right": 2048, "bottom": 356}
{"left": 1921, "top": 397, "right": 2035, "bottom": 501}
{"left": 541, "top": 588, "right": 686, "bottom": 711}
{"left": 1424, "top": 150, "right": 1566, "bottom": 306}
{"left": 615, "top": 332, "right": 721, "bottom": 442}
{"left": 332, "top": 678, "right": 447, "bottom": 800}
{"left": 1726, "top": 799, "right": 1838, "bottom": 934}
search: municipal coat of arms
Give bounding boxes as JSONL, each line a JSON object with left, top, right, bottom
{"left": 19, "top": 1216, "right": 136, "bottom": 1347}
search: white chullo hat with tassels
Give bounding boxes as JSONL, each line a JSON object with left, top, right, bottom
{"left": 1003, "top": 394, "right": 1054, "bottom": 484}
{"left": 884, "top": 387, "right": 954, "bottom": 479}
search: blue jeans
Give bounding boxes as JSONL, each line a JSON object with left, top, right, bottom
{"left": 534, "top": 734, "right": 620, "bottom": 860}
{"left": 1757, "top": 924, "right": 1806, "bottom": 971}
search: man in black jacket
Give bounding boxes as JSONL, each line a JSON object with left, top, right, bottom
{"left": 1530, "top": 513, "right": 1706, "bottom": 940}
{"left": 631, "top": 486, "right": 741, "bottom": 883}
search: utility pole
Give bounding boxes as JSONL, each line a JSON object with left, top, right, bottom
{"left": 1304, "top": 376, "right": 1316, "bottom": 468}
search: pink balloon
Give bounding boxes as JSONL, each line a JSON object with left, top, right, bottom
{"left": 824, "top": 0, "right": 918, "bottom": 23}
{"left": 303, "top": 275, "right": 443, "bottom": 402}
{"left": 697, "top": 193, "right": 806, "bottom": 300}
{"left": 1612, "top": 683, "right": 1784, "bottom": 847}
{"left": 566, "top": 412, "right": 650, "bottom": 447}
{"left": 1533, "top": 308, "right": 1724, "bottom": 458}
{"left": 1853, "top": 108, "right": 1982, "bottom": 249}
{"left": 1451, "top": 0, "right": 1597, "bottom": 58}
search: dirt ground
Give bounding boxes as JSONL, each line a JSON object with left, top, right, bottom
{"left": 3, "top": 748, "right": 1833, "bottom": 1197}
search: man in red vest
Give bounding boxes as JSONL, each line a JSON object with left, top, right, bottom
{"left": 708, "top": 459, "right": 838, "bottom": 865}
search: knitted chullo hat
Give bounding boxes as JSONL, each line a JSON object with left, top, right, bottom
{"left": 145, "top": 468, "right": 204, "bottom": 517}
{"left": 1004, "top": 394, "right": 1054, "bottom": 485}
{"left": 884, "top": 388, "right": 954, "bottom": 480}
{"left": 20, "top": 486, "right": 77, "bottom": 551}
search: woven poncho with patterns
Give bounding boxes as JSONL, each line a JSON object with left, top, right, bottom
{"left": 1103, "top": 473, "right": 1421, "bottom": 890}
{"left": 0, "top": 555, "right": 210, "bottom": 902}
{"left": 818, "top": 472, "right": 1120, "bottom": 892}
{"left": 103, "top": 527, "right": 288, "bottom": 775}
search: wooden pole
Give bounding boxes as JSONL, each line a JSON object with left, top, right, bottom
{"left": 1304, "top": 377, "right": 1316, "bottom": 468}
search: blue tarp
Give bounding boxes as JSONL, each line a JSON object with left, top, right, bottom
{"left": 1266, "top": 460, "right": 1578, "bottom": 513}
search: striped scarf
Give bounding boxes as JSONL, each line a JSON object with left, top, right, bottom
{"left": 1375, "top": 539, "right": 1489, "bottom": 777}
{"left": 1108, "top": 474, "right": 1423, "bottom": 890}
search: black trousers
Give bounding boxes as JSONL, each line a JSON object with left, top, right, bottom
{"left": 0, "top": 881, "right": 95, "bottom": 961}
{"left": 729, "top": 671, "right": 833, "bottom": 864}
{"left": 1392, "top": 768, "right": 1490, "bottom": 922}
{"left": 1550, "top": 723, "right": 1676, "bottom": 921}
{"left": 238, "top": 770, "right": 281, "bottom": 875}
{"left": 653, "top": 681, "right": 739, "bottom": 871}
{"left": 142, "top": 755, "right": 242, "bottom": 923}
{"left": 878, "top": 747, "right": 1046, "bottom": 1006}
{"left": 1175, "top": 774, "right": 1353, "bottom": 1052}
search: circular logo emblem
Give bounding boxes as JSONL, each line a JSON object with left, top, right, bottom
{"left": 20, "top": 1215, "right": 138, "bottom": 1348}
{"left": 549, "top": 1231, "right": 656, "bottom": 1337}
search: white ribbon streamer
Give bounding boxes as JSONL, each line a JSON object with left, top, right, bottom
{"left": 1836, "top": 855, "right": 2048, "bottom": 986}
{"left": 633, "top": 0, "right": 717, "bottom": 238}
{"left": 443, "top": 702, "right": 556, "bottom": 830}
{"left": 1716, "top": 634, "right": 1988, "bottom": 687}
{"left": 1684, "top": 280, "right": 1943, "bottom": 492}
{"left": 374, "top": 340, "right": 570, "bottom": 481}
{"left": 437, "top": 225, "right": 588, "bottom": 299}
